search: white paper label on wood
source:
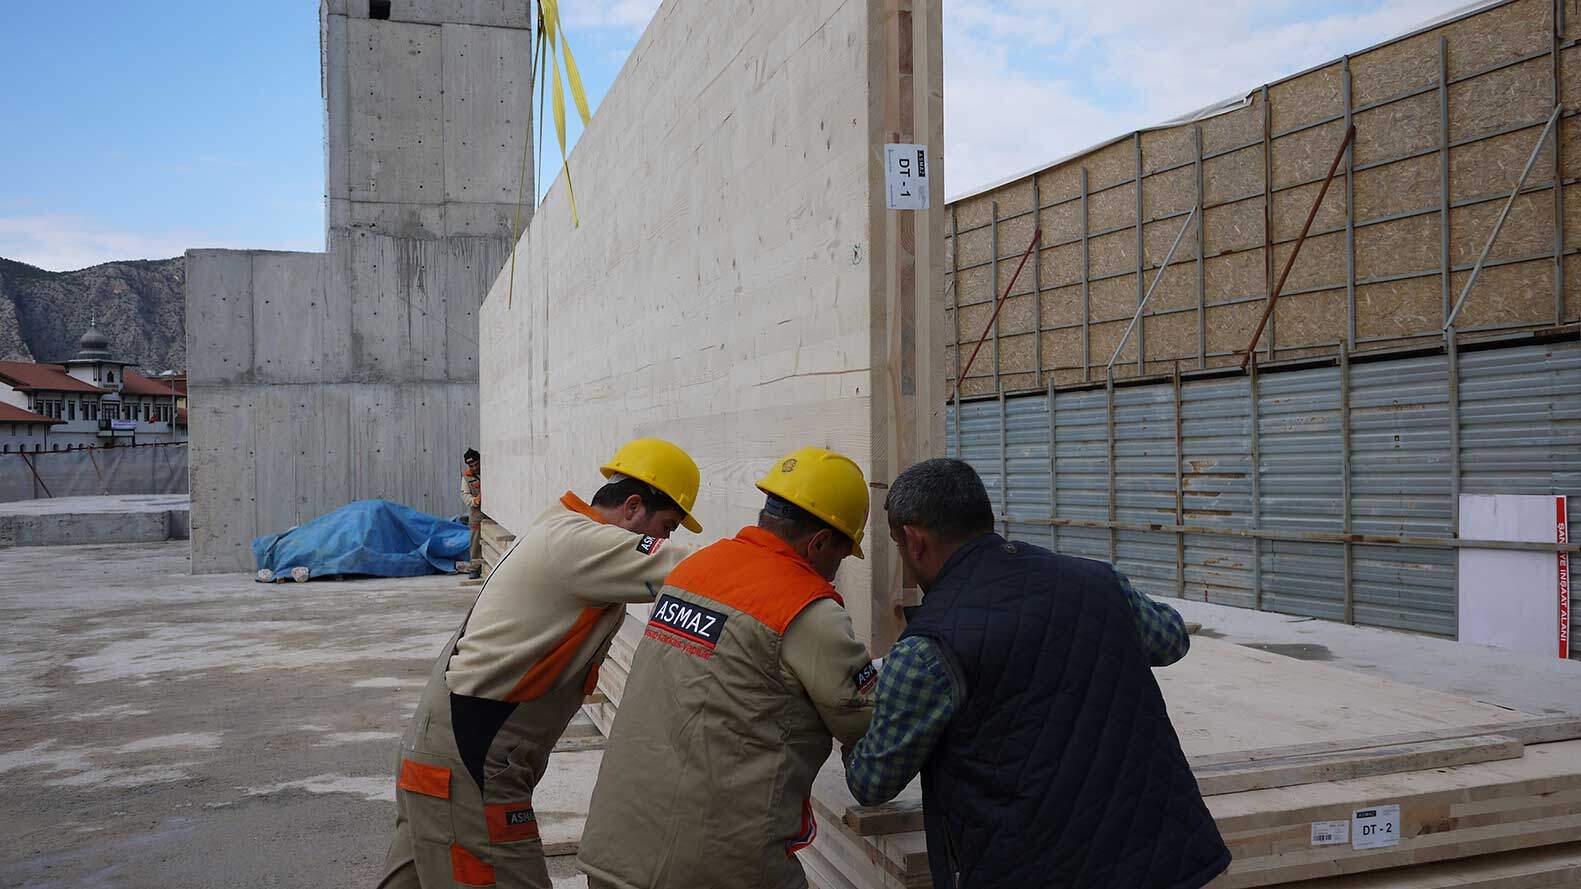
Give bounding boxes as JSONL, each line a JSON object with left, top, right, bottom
{"left": 1350, "top": 804, "right": 1400, "bottom": 850}
{"left": 885, "top": 143, "right": 929, "bottom": 210}
{"left": 1310, "top": 820, "right": 1349, "bottom": 846}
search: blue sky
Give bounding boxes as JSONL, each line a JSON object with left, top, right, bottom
{"left": 0, "top": 0, "right": 1468, "bottom": 271}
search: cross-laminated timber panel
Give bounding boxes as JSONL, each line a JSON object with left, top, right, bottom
{"left": 945, "top": 0, "right": 1581, "bottom": 396}
{"left": 478, "top": 0, "right": 945, "bottom": 648}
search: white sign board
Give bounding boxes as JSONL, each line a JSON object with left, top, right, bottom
{"left": 884, "top": 143, "right": 929, "bottom": 210}
{"left": 1351, "top": 804, "right": 1401, "bottom": 850}
{"left": 1458, "top": 494, "right": 1568, "bottom": 658}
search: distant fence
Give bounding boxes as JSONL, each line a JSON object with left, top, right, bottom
{"left": 0, "top": 442, "right": 189, "bottom": 503}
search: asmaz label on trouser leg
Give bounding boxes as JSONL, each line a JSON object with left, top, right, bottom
{"left": 1351, "top": 804, "right": 1400, "bottom": 850}
{"left": 1309, "top": 820, "right": 1348, "bottom": 846}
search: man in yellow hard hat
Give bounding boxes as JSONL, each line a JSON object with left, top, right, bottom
{"left": 577, "top": 446, "right": 878, "bottom": 889}
{"left": 379, "top": 439, "right": 705, "bottom": 889}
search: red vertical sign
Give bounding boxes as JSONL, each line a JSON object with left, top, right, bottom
{"left": 1559, "top": 496, "right": 1570, "bottom": 660}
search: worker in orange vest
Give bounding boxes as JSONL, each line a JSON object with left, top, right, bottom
{"left": 461, "top": 448, "right": 482, "bottom": 579}
{"left": 578, "top": 446, "right": 878, "bottom": 889}
{"left": 379, "top": 439, "right": 705, "bottom": 889}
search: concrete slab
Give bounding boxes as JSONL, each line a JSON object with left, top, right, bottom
{"left": 183, "top": 250, "right": 253, "bottom": 385}
{"left": 0, "top": 542, "right": 591, "bottom": 887}
{"left": 348, "top": 18, "right": 444, "bottom": 205}
{"left": 0, "top": 495, "right": 190, "bottom": 547}
{"left": 326, "top": 0, "right": 532, "bottom": 30}
{"left": 251, "top": 251, "right": 330, "bottom": 384}
{"left": 441, "top": 22, "right": 533, "bottom": 204}
{"left": 188, "top": 387, "right": 258, "bottom": 573}
{"left": 187, "top": 7, "right": 529, "bottom": 576}
{"left": 1170, "top": 599, "right": 1581, "bottom": 718}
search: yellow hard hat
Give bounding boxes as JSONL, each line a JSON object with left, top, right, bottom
{"left": 601, "top": 438, "right": 703, "bottom": 533}
{"left": 756, "top": 446, "right": 869, "bottom": 558}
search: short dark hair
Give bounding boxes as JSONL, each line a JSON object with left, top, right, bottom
{"left": 591, "top": 476, "right": 682, "bottom": 516}
{"left": 758, "top": 494, "right": 839, "bottom": 543}
{"left": 463, "top": 448, "right": 480, "bottom": 463}
{"left": 884, "top": 458, "right": 994, "bottom": 542}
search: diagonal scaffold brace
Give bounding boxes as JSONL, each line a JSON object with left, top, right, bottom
{"left": 949, "top": 226, "right": 1042, "bottom": 405}
{"left": 1240, "top": 123, "right": 1356, "bottom": 370}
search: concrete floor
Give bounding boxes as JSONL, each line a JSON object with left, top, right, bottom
{"left": 0, "top": 494, "right": 191, "bottom": 516}
{"left": 0, "top": 541, "right": 586, "bottom": 888}
{"left": 3, "top": 541, "right": 1578, "bottom": 887}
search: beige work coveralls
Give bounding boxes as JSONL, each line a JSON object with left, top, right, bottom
{"left": 379, "top": 493, "right": 690, "bottom": 889}
{"left": 578, "top": 526, "right": 876, "bottom": 889}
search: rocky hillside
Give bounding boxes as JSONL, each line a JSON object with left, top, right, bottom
{"left": 0, "top": 256, "right": 185, "bottom": 371}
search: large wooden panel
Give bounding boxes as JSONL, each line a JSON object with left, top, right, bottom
{"left": 940, "top": 0, "right": 1571, "bottom": 388}
{"left": 478, "top": 0, "right": 945, "bottom": 646}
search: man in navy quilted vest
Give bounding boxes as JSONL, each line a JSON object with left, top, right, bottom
{"left": 845, "top": 458, "right": 1229, "bottom": 889}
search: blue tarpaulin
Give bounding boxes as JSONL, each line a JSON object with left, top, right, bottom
{"left": 252, "top": 499, "right": 472, "bottom": 580}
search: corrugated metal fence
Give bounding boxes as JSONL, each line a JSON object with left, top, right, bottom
{"left": 947, "top": 338, "right": 1581, "bottom": 639}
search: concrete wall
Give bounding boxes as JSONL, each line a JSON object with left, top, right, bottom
{"left": 186, "top": 2, "right": 531, "bottom": 573}
{"left": 478, "top": 0, "right": 945, "bottom": 646}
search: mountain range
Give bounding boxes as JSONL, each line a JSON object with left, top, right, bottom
{"left": 0, "top": 256, "right": 185, "bottom": 372}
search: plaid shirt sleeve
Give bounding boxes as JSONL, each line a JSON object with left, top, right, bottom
{"left": 843, "top": 635, "right": 961, "bottom": 806}
{"left": 1115, "top": 567, "right": 1190, "bottom": 666}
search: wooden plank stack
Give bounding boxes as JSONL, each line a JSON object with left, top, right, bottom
{"left": 801, "top": 639, "right": 1581, "bottom": 888}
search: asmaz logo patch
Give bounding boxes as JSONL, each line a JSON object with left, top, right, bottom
{"left": 648, "top": 594, "right": 727, "bottom": 648}
{"left": 853, "top": 661, "right": 880, "bottom": 694}
{"left": 636, "top": 535, "right": 665, "bottom": 555}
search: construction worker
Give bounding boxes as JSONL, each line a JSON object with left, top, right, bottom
{"left": 378, "top": 438, "right": 705, "bottom": 889}
{"left": 461, "top": 448, "right": 483, "bottom": 579}
{"left": 845, "top": 458, "right": 1229, "bottom": 889}
{"left": 577, "top": 446, "right": 878, "bottom": 889}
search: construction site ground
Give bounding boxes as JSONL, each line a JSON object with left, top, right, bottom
{"left": 2, "top": 541, "right": 1577, "bottom": 887}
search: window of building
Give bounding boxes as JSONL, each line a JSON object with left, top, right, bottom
{"left": 370, "top": 0, "right": 392, "bottom": 19}
{"left": 107, "top": 370, "right": 115, "bottom": 383}
{"left": 2, "top": 444, "right": 8, "bottom": 453}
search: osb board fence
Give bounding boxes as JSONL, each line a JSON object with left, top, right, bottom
{"left": 946, "top": 0, "right": 1581, "bottom": 396}
{"left": 478, "top": 0, "right": 945, "bottom": 648}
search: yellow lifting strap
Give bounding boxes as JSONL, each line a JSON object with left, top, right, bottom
{"left": 508, "top": 0, "right": 593, "bottom": 308}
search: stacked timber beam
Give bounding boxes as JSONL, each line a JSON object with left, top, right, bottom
{"left": 803, "top": 639, "right": 1581, "bottom": 887}
{"left": 945, "top": 0, "right": 1581, "bottom": 394}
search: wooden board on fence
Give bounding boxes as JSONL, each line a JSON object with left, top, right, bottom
{"left": 938, "top": 0, "right": 1570, "bottom": 387}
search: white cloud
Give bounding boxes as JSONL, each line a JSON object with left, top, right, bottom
{"left": 944, "top": 0, "right": 1467, "bottom": 197}
{"left": 562, "top": 0, "right": 662, "bottom": 30}
{"left": 0, "top": 214, "right": 318, "bottom": 273}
